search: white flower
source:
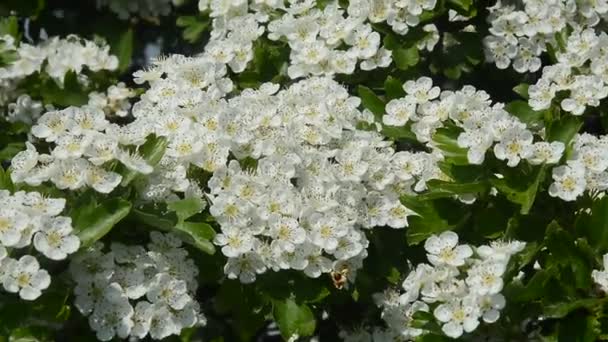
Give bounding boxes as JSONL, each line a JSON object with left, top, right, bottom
{"left": 269, "top": 215, "right": 306, "bottom": 252}
{"left": 88, "top": 283, "right": 134, "bottom": 341}
{"left": 360, "top": 47, "right": 392, "bottom": 71}
{"left": 33, "top": 216, "right": 80, "bottom": 260}
{"left": 309, "top": 214, "right": 348, "bottom": 251}
{"left": 424, "top": 231, "right": 472, "bottom": 267}
{"left": 224, "top": 252, "right": 267, "bottom": 283}
{"left": 3, "top": 255, "right": 51, "bottom": 300}
{"left": 548, "top": 162, "right": 587, "bottom": 201}
{"left": 148, "top": 304, "right": 180, "bottom": 339}
{"left": 131, "top": 301, "right": 153, "bottom": 338}
{"left": 476, "top": 240, "right": 526, "bottom": 262}
{"left": 477, "top": 293, "right": 506, "bottom": 323}
{"left": 493, "top": 128, "right": 533, "bottom": 167}
{"left": 214, "top": 226, "right": 255, "bottom": 257}
{"left": 346, "top": 25, "right": 381, "bottom": 59}
{"left": 19, "top": 191, "right": 66, "bottom": 216}
{"left": 10, "top": 142, "right": 39, "bottom": 183}
{"left": 31, "top": 110, "right": 75, "bottom": 142}
{"left": 51, "top": 159, "right": 89, "bottom": 190}
{"left": 116, "top": 149, "right": 153, "bottom": 174}
{"left": 146, "top": 273, "right": 191, "bottom": 310}
{"left": 0, "top": 208, "right": 29, "bottom": 247}
{"left": 433, "top": 300, "right": 480, "bottom": 338}
{"left": 383, "top": 99, "right": 416, "bottom": 126}
{"left": 457, "top": 129, "right": 493, "bottom": 164}
{"left": 386, "top": 203, "right": 414, "bottom": 228}
{"left": 525, "top": 142, "right": 564, "bottom": 165}
{"left": 403, "top": 77, "right": 440, "bottom": 104}
{"left": 466, "top": 261, "right": 506, "bottom": 295}
{"left": 85, "top": 166, "right": 122, "bottom": 193}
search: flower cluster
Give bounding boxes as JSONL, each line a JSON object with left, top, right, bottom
{"left": 382, "top": 76, "right": 566, "bottom": 167}
{"left": 0, "top": 190, "right": 80, "bottom": 300}
{"left": 127, "top": 54, "right": 233, "bottom": 201}
{"left": 70, "top": 232, "right": 204, "bottom": 341}
{"left": 10, "top": 102, "right": 154, "bottom": 193}
{"left": 0, "top": 35, "right": 118, "bottom": 84}
{"left": 123, "top": 51, "right": 449, "bottom": 282}
{"left": 548, "top": 133, "right": 608, "bottom": 201}
{"left": 483, "top": 0, "right": 607, "bottom": 73}
{"left": 374, "top": 231, "right": 525, "bottom": 339}
{"left": 197, "top": 1, "right": 264, "bottom": 74}
{"left": 198, "top": 0, "right": 439, "bottom": 78}
{"left": 528, "top": 29, "right": 608, "bottom": 115}
{"left": 87, "top": 82, "right": 136, "bottom": 118}
{"left": 6, "top": 94, "right": 44, "bottom": 125}
{"left": 205, "top": 77, "right": 445, "bottom": 283}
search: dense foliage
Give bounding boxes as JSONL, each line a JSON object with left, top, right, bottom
{"left": 1, "top": 0, "right": 608, "bottom": 341}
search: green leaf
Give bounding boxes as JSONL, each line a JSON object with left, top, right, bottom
{"left": 175, "top": 221, "right": 216, "bottom": 255}
{"left": 505, "top": 100, "right": 545, "bottom": 127}
{"left": 446, "top": 0, "right": 474, "bottom": 15}
{"left": 508, "top": 269, "right": 552, "bottom": 302}
{"left": 272, "top": 298, "right": 316, "bottom": 339}
{"left": 357, "top": 85, "right": 385, "bottom": 121}
{"left": 545, "top": 221, "right": 592, "bottom": 290}
{"left": 73, "top": 198, "right": 132, "bottom": 247}
{"left": 558, "top": 311, "right": 600, "bottom": 342}
{"left": 513, "top": 83, "right": 530, "bottom": 99}
{"left": 490, "top": 165, "right": 545, "bottom": 215}
{"left": 119, "top": 135, "right": 168, "bottom": 186}
{"left": 111, "top": 28, "right": 133, "bottom": 73}
{"left": 384, "top": 76, "right": 405, "bottom": 100}
{"left": 167, "top": 197, "right": 206, "bottom": 222}
{"left": 177, "top": 15, "right": 210, "bottom": 43}
{"left": 504, "top": 242, "right": 539, "bottom": 279}
{"left": 425, "top": 179, "right": 488, "bottom": 196}
{"left": 432, "top": 126, "right": 470, "bottom": 165}
{"left": 393, "top": 46, "right": 419, "bottom": 70}
{"left": 401, "top": 196, "right": 451, "bottom": 245}
{"left": 544, "top": 299, "right": 605, "bottom": 319}
{"left": 547, "top": 116, "right": 583, "bottom": 145}
{"left": 131, "top": 205, "right": 178, "bottom": 231}
{"left": 293, "top": 276, "right": 330, "bottom": 304}
{"left": 40, "top": 71, "right": 89, "bottom": 107}
{"left": 580, "top": 197, "right": 608, "bottom": 252}
{"left": 0, "top": 141, "right": 25, "bottom": 161}
{"left": 0, "top": 16, "right": 18, "bottom": 38}
{"left": 0, "top": 166, "right": 14, "bottom": 192}
{"left": 381, "top": 124, "right": 418, "bottom": 141}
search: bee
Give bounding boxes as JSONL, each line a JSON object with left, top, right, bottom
{"left": 330, "top": 264, "right": 349, "bottom": 290}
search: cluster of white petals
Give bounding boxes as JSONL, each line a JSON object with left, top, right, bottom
{"left": 126, "top": 49, "right": 451, "bottom": 282}
{"left": 549, "top": 133, "right": 608, "bottom": 201}
{"left": 88, "top": 82, "right": 136, "bottom": 118}
{"left": 382, "top": 76, "right": 566, "bottom": 168}
{"left": 9, "top": 100, "right": 154, "bottom": 193}
{"left": 204, "top": 77, "right": 446, "bottom": 283}
{"left": 483, "top": 0, "right": 607, "bottom": 73}
{"left": 373, "top": 231, "right": 525, "bottom": 339}
{"left": 70, "top": 232, "right": 204, "bottom": 341}
{"left": 0, "top": 190, "right": 80, "bottom": 300}
{"left": 528, "top": 29, "right": 608, "bottom": 115}
{"left": 0, "top": 34, "right": 118, "bottom": 84}
{"left": 198, "top": 0, "right": 438, "bottom": 78}
{"left": 6, "top": 94, "right": 44, "bottom": 125}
